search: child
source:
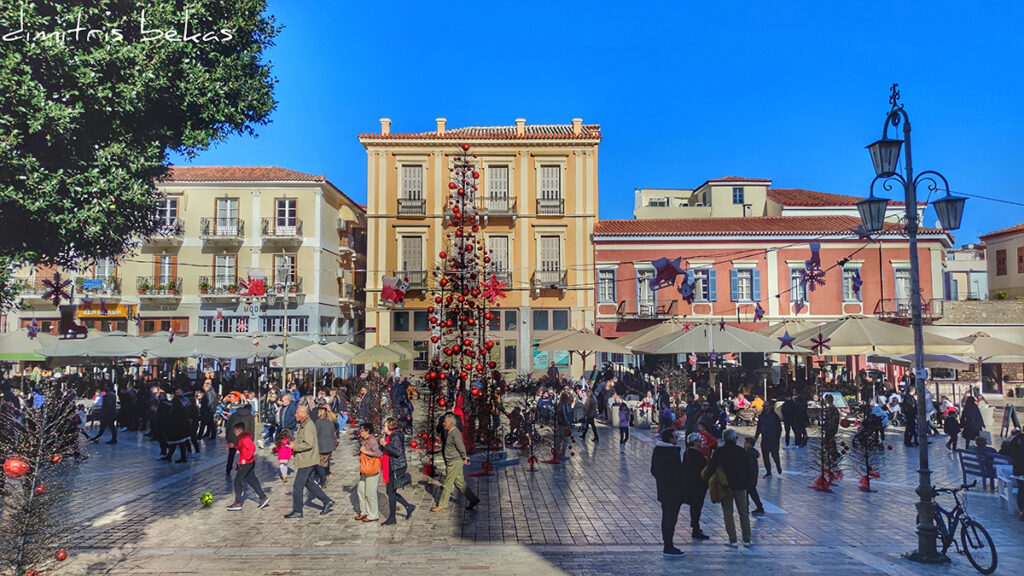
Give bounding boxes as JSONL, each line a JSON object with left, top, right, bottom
{"left": 226, "top": 422, "right": 269, "bottom": 511}
{"left": 618, "top": 402, "right": 631, "bottom": 451}
{"left": 74, "top": 404, "right": 89, "bottom": 460}
{"left": 943, "top": 409, "right": 961, "bottom": 450}
{"left": 743, "top": 437, "right": 765, "bottom": 516}
{"left": 274, "top": 429, "right": 293, "bottom": 483}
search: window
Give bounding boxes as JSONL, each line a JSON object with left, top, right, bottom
{"left": 489, "top": 166, "right": 509, "bottom": 200}
{"left": 276, "top": 198, "right": 297, "bottom": 231}
{"left": 401, "top": 166, "right": 423, "bottom": 199}
{"left": 690, "top": 269, "right": 716, "bottom": 302}
{"left": 649, "top": 197, "right": 669, "bottom": 208}
{"left": 894, "top": 269, "right": 912, "bottom": 305}
{"left": 401, "top": 236, "right": 423, "bottom": 273}
{"left": 504, "top": 310, "right": 518, "bottom": 331}
{"left": 552, "top": 310, "right": 569, "bottom": 331}
{"left": 412, "top": 341, "right": 428, "bottom": 371}
{"left": 288, "top": 316, "right": 308, "bottom": 333}
{"left": 487, "top": 313, "right": 500, "bottom": 331}
{"left": 636, "top": 269, "right": 655, "bottom": 315}
{"left": 504, "top": 341, "right": 517, "bottom": 370}
{"left": 1019, "top": 247, "right": 1024, "bottom": 274}
{"left": 533, "top": 310, "right": 548, "bottom": 331}
{"left": 261, "top": 316, "right": 283, "bottom": 333}
{"left": 790, "top": 269, "right": 806, "bottom": 303}
{"left": 215, "top": 255, "right": 235, "bottom": 289}
{"left": 539, "top": 236, "right": 561, "bottom": 271}
{"left": 413, "top": 311, "right": 429, "bottom": 332}
{"left": 729, "top": 269, "right": 760, "bottom": 302}
{"left": 540, "top": 166, "right": 561, "bottom": 199}
{"left": 996, "top": 249, "right": 1007, "bottom": 276}
{"left": 274, "top": 254, "right": 296, "bottom": 286}
{"left": 394, "top": 312, "right": 409, "bottom": 332}
{"left": 842, "top": 268, "right": 862, "bottom": 302}
{"left": 732, "top": 187, "right": 745, "bottom": 205}
{"left": 489, "top": 236, "right": 509, "bottom": 279}
{"left": 215, "top": 198, "right": 239, "bottom": 235}
{"left": 158, "top": 255, "right": 173, "bottom": 284}
{"left": 204, "top": 316, "right": 243, "bottom": 333}
{"left": 157, "top": 197, "right": 178, "bottom": 227}
{"left": 598, "top": 269, "right": 616, "bottom": 303}
{"left": 320, "top": 317, "right": 335, "bottom": 335}
{"left": 95, "top": 257, "right": 115, "bottom": 281}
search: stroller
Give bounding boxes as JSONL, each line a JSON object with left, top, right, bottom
{"left": 735, "top": 407, "right": 758, "bottom": 427}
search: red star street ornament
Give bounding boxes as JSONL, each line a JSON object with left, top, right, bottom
{"left": 27, "top": 319, "right": 40, "bottom": 340}
{"left": 778, "top": 330, "right": 796, "bottom": 350}
{"left": 810, "top": 332, "right": 832, "bottom": 356}
{"left": 42, "top": 272, "right": 73, "bottom": 307}
{"left": 480, "top": 274, "right": 507, "bottom": 305}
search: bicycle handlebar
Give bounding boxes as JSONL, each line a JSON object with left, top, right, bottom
{"left": 931, "top": 480, "right": 977, "bottom": 496}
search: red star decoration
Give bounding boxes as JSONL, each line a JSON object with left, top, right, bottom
{"left": 41, "top": 272, "right": 72, "bottom": 307}
{"left": 480, "top": 274, "right": 507, "bottom": 304}
{"left": 778, "top": 330, "right": 796, "bottom": 350}
{"left": 27, "top": 319, "right": 40, "bottom": 340}
{"left": 810, "top": 332, "right": 832, "bottom": 356}
{"left": 683, "top": 321, "right": 692, "bottom": 333}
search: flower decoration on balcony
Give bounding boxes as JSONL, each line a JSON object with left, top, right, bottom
{"left": 677, "top": 272, "right": 695, "bottom": 305}
{"left": 753, "top": 302, "right": 765, "bottom": 322}
{"left": 800, "top": 242, "right": 827, "bottom": 292}
{"left": 42, "top": 272, "right": 72, "bottom": 307}
{"left": 810, "top": 332, "right": 832, "bottom": 356}
{"left": 650, "top": 257, "right": 684, "bottom": 290}
{"left": 27, "top": 319, "right": 40, "bottom": 340}
{"left": 215, "top": 308, "right": 223, "bottom": 320}
{"left": 778, "top": 330, "right": 796, "bottom": 350}
{"left": 480, "top": 274, "right": 507, "bottom": 305}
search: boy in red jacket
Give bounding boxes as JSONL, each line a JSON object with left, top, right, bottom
{"left": 227, "top": 422, "right": 269, "bottom": 511}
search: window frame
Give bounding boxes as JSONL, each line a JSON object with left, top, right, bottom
{"left": 597, "top": 268, "right": 616, "bottom": 303}
{"left": 732, "top": 187, "right": 745, "bottom": 205}
{"left": 400, "top": 165, "right": 423, "bottom": 200}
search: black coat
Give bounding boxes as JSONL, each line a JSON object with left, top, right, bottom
{"left": 755, "top": 410, "right": 782, "bottom": 445}
{"left": 745, "top": 447, "right": 761, "bottom": 490}
{"left": 315, "top": 417, "right": 337, "bottom": 454}
{"left": 681, "top": 447, "right": 708, "bottom": 505}
{"left": 165, "top": 403, "right": 190, "bottom": 442}
{"left": 383, "top": 430, "right": 408, "bottom": 473}
{"left": 99, "top": 390, "right": 117, "bottom": 422}
{"left": 226, "top": 405, "right": 256, "bottom": 444}
{"left": 650, "top": 443, "right": 685, "bottom": 505}
{"left": 708, "top": 442, "right": 751, "bottom": 491}
{"left": 960, "top": 404, "right": 984, "bottom": 440}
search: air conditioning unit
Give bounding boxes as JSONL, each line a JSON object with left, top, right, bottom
{"left": 695, "top": 202, "right": 705, "bottom": 207}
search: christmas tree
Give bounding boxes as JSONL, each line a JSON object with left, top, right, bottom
{"left": 0, "top": 380, "right": 80, "bottom": 576}
{"left": 845, "top": 410, "right": 892, "bottom": 492}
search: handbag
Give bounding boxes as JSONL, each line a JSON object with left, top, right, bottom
{"left": 395, "top": 472, "right": 413, "bottom": 488}
{"left": 359, "top": 453, "right": 381, "bottom": 476}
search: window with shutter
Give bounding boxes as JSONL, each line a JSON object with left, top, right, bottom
{"left": 216, "top": 198, "right": 239, "bottom": 235}
{"left": 489, "top": 166, "right": 509, "bottom": 198}
{"left": 598, "top": 269, "right": 616, "bottom": 303}
{"left": 540, "top": 166, "right": 560, "bottom": 199}
{"left": 790, "top": 269, "right": 806, "bottom": 303}
{"left": 731, "top": 269, "right": 753, "bottom": 302}
{"left": 215, "top": 255, "right": 235, "bottom": 289}
{"left": 401, "top": 166, "right": 423, "bottom": 200}
{"left": 636, "top": 270, "right": 655, "bottom": 315}
{"left": 158, "top": 255, "right": 172, "bottom": 285}
{"left": 401, "top": 237, "right": 423, "bottom": 272}
{"left": 539, "top": 236, "right": 560, "bottom": 271}
{"left": 95, "top": 258, "right": 115, "bottom": 281}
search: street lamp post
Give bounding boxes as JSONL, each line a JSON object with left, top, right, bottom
{"left": 857, "top": 84, "right": 967, "bottom": 565}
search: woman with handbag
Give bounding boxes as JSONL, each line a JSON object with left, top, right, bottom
{"left": 381, "top": 417, "right": 415, "bottom": 525}
{"left": 355, "top": 422, "right": 382, "bottom": 522}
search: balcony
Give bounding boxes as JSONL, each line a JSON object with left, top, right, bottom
{"left": 482, "top": 196, "right": 517, "bottom": 218}
{"left": 537, "top": 197, "right": 564, "bottom": 216}
{"left": 396, "top": 270, "right": 427, "bottom": 291}
{"left": 77, "top": 277, "right": 122, "bottom": 299}
{"left": 198, "top": 276, "right": 241, "bottom": 300}
{"left": 397, "top": 197, "right": 426, "bottom": 216}
{"left": 261, "top": 218, "right": 303, "bottom": 246}
{"left": 268, "top": 275, "right": 304, "bottom": 296}
{"left": 532, "top": 269, "right": 567, "bottom": 295}
{"left": 875, "top": 298, "right": 942, "bottom": 321}
{"left": 616, "top": 299, "right": 677, "bottom": 320}
{"left": 136, "top": 276, "right": 183, "bottom": 299}
{"left": 200, "top": 217, "right": 245, "bottom": 245}
{"left": 150, "top": 218, "right": 184, "bottom": 246}
{"left": 9, "top": 277, "right": 48, "bottom": 301}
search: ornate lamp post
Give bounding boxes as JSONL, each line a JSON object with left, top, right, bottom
{"left": 857, "top": 84, "right": 966, "bottom": 565}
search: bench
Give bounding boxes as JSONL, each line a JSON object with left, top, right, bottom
{"left": 994, "top": 465, "right": 1023, "bottom": 514}
{"left": 958, "top": 449, "right": 1012, "bottom": 491}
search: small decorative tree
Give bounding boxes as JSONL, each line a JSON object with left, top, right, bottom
{"left": 846, "top": 413, "right": 892, "bottom": 492}
{"left": 0, "top": 381, "right": 80, "bottom": 576}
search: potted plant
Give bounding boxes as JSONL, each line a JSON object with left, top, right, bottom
{"left": 154, "top": 282, "right": 166, "bottom": 295}
{"left": 199, "top": 278, "right": 210, "bottom": 294}
{"left": 112, "top": 277, "right": 121, "bottom": 294}
{"left": 138, "top": 280, "right": 151, "bottom": 295}
{"left": 289, "top": 282, "right": 297, "bottom": 294}
{"left": 166, "top": 280, "right": 178, "bottom": 295}
{"left": 75, "top": 277, "right": 85, "bottom": 292}
{"left": 227, "top": 283, "right": 237, "bottom": 294}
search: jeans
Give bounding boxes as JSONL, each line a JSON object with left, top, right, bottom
{"left": 233, "top": 462, "right": 266, "bottom": 504}
{"left": 660, "top": 500, "right": 683, "bottom": 550}
{"left": 357, "top": 473, "right": 380, "bottom": 520}
{"left": 438, "top": 460, "right": 476, "bottom": 508}
{"left": 386, "top": 473, "right": 412, "bottom": 521}
{"left": 720, "top": 488, "right": 751, "bottom": 543}
{"left": 748, "top": 485, "right": 763, "bottom": 510}
{"left": 337, "top": 412, "right": 349, "bottom": 434}
{"left": 762, "top": 441, "right": 781, "bottom": 474}
{"left": 580, "top": 417, "right": 598, "bottom": 441}
{"left": 291, "top": 465, "right": 330, "bottom": 513}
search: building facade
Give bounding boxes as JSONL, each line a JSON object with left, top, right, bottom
{"left": 359, "top": 117, "right": 600, "bottom": 375}
{"left": 8, "top": 166, "right": 366, "bottom": 342}
{"left": 943, "top": 243, "right": 987, "bottom": 301}
{"left": 980, "top": 222, "right": 1024, "bottom": 300}
{"left": 597, "top": 180, "right": 952, "bottom": 339}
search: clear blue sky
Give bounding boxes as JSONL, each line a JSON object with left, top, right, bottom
{"left": 173, "top": 0, "right": 1024, "bottom": 245}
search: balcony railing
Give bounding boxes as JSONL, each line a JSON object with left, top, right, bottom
{"left": 198, "top": 276, "right": 242, "bottom": 298}
{"left": 152, "top": 218, "right": 184, "bottom": 240}
{"left": 532, "top": 269, "right": 567, "bottom": 290}
{"left": 482, "top": 196, "right": 517, "bottom": 215}
{"left": 9, "top": 277, "right": 47, "bottom": 299}
{"left": 136, "top": 276, "right": 183, "bottom": 297}
{"left": 268, "top": 275, "right": 304, "bottom": 295}
{"left": 261, "top": 218, "right": 303, "bottom": 241}
{"left": 874, "top": 298, "right": 942, "bottom": 320}
{"left": 200, "top": 217, "right": 245, "bottom": 241}
{"left": 396, "top": 270, "right": 427, "bottom": 290}
{"left": 616, "top": 299, "right": 677, "bottom": 320}
{"left": 397, "top": 197, "right": 426, "bottom": 216}
{"left": 77, "top": 277, "right": 121, "bottom": 297}
{"left": 537, "top": 197, "right": 564, "bottom": 216}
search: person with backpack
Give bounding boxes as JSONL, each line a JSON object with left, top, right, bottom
{"left": 650, "top": 428, "right": 686, "bottom": 558}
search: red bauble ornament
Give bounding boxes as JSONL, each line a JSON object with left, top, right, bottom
{"left": 484, "top": 312, "right": 494, "bottom": 321}
{"left": 471, "top": 388, "right": 481, "bottom": 397}
{"left": 430, "top": 336, "right": 439, "bottom": 343}
{"left": 427, "top": 306, "right": 435, "bottom": 313}
{"left": 4, "top": 457, "right": 29, "bottom": 478}
{"left": 487, "top": 361, "right": 497, "bottom": 369}
{"left": 26, "top": 570, "right": 38, "bottom": 576}
{"left": 439, "top": 399, "right": 447, "bottom": 407}
{"left": 34, "top": 484, "right": 45, "bottom": 495}
{"left": 438, "top": 251, "right": 447, "bottom": 259}
{"left": 485, "top": 340, "right": 494, "bottom": 348}
{"left": 483, "top": 256, "right": 491, "bottom": 264}
{"left": 475, "top": 363, "right": 484, "bottom": 372}
{"left": 440, "top": 278, "right": 449, "bottom": 287}
{"left": 51, "top": 455, "right": 62, "bottom": 464}
{"left": 409, "top": 440, "right": 418, "bottom": 449}
{"left": 56, "top": 549, "right": 68, "bottom": 562}
{"left": 460, "top": 371, "right": 469, "bottom": 379}
{"left": 462, "top": 143, "right": 470, "bottom": 151}
{"left": 472, "top": 171, "right": 480, "bottom": 179}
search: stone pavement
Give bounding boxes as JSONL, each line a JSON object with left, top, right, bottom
{"left": 55, "top": 417, "right": 1024, "bottom": 576}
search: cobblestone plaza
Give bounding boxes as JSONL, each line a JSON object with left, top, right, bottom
{"left": 57, "top": 419, "right": 1023, "bottom": 576}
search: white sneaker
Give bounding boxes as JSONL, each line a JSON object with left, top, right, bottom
{"left": 257, "top": 440, "right": 265, "bottom": 449}
{"left": 725, "top": 542, "right": 738, "bottom": 549}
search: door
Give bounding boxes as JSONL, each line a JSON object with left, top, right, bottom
{"left": 539, "top": 166, "right": 560, "bottom": 213}
{"left": 159, "top": 198, "right": 178, "bottom": 228}
{"left": 215, "top": 255, "right": 235, "bottom": 290}
{"left": 401, "top": 237, "right": 423, "bottom": 285}
{"left": 538, "top": 236, "right": 561, "bottom": 286}
{"left": 636, "top": 270, "right": 655, "bottom": 316}
{"left": 216, "top": 198, "right": 239, "bottom": 236}
{"left": 276, "top": 198, "right": 297, "bottom": 235}
{"left": 488, "top": 166, "right": 509, "bottom": 211}
{"left": 950, "top": 278, "right": 959, "bottom": 301}
{"left": 489, "top": 236, "right": 509, "bottom": 282}
{"left": 894, "top": 269, "right": 912, "bottom": 312}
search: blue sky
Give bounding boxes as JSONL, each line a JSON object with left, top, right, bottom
{"left": 174, "top": 0, "right": 1024, "bottom": 245}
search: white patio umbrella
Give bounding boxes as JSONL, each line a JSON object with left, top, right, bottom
{"left": 146, "top": 335, "right": 256, "bottom": 360}
{"left": 39, "top": 332, "right": 146, "bottom": 359}
{"left": 0, "top": 329, "right": 57, "bottom": 362}
{"left": 790, "top": 315, "right": 973, "bottom": 356}
{"left": 270, "top": 345, "right": 350, "bottom": 368}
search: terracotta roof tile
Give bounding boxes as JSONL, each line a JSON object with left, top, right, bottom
{"left": 164, "top": 166, "right": 325, "bottom": 183}
{"left": 979, "top": 222, "right": 1024, "bottom": 240}
{"left": 359, "top": 123, "right": 601, "bottom": 141}
{"left": 767, "top": 187, "right": 911, "bottom": 207}
{"left": 594, "top": 215, "right": 946, "bottom": 238}
{"left": 706, "top": 176, "right": 773, "bottom": 183}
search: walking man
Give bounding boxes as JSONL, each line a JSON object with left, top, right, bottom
{"left": 651, "top": 428, "right": 686, "bottom": 558}
{"left": 284, "top": 405, "right": 335, "bottom": 519}
{"left": 754, "top": 402, "right": 783, "bottom": 477}
{"left": 580, "top": 389, "right": 599, "bottom": 443}
{"left": 91, "top": 385, "right": 118, "bottom": 444}
{"left": 432, "top": 414, "right": 480, "bottom": 512}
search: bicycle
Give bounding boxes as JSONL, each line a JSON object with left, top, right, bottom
{"left": 923, "top": 480, "right": 997, "bottom": 574}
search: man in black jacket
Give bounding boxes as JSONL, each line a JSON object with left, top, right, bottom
{"left": 650, "top": 428, "right": 686, "bottom": 558}
{"left": 754, "top": 403, "right": 783, "bottom": 477}
{"left": 780, "top": 394, "right": 797, "bottom": 447}
{"left": 706, "top": 429, "right": 752, "bottom": 547}
{"left": 580, "top": 389, "right": 599, "bottom": 443}
{"left": 198, "top": 380, "right": 218, "bottom": 439}
{"left": 91, "top": 385, "right": 118, "bottom": 444}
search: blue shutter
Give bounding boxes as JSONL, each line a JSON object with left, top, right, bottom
{"left": 729, "top": 269, "right": 739, "bottom": 302}
{"left": 708, "top": 269, "right": 718, "bottom": 302}
{"left": 752, "top": 269, "right": 762, "bottom": 301}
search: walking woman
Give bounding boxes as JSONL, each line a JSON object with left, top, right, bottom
{"left": 960, "top": 396, "right": 985, "bottom": 448}
{"left": 681, "top": 433, "right": 710, "bottom": 540}
{"left": 381, "top": 417, "right": 415, "bottom": 524}
{"left": 163, "top": 395, "right": 191, "bottom": 463}
{"left": 355, "top": 423, "right": 382, "bottom": 522}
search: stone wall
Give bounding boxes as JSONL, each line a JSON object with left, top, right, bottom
{"left": 936, "top": 300, "right": 1024, "bottom": 324}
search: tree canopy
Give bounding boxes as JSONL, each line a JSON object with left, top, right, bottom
{"left": 0, "top": 0, "right": 279, "bottom": 309}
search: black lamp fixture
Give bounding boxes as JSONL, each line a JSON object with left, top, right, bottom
{"left": 866, "top": 137, "right": 904, "bottom": 177}
{"left": 932, "top": 191, "right": 967, "bottom": 230}
{"left": 856, "top": 193, "right": 889, "bottom": 232}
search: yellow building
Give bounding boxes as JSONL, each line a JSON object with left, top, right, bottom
{"left": 359, "top": 117, "right": 600, "bottom": 376}
{"left": 7, "top": 166, "right": 366, "bottom": 342}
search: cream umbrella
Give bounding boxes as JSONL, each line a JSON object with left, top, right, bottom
{"left": 385, "top": 342, "right": 414, "bottom": 359}
{"left": 615, "top": 318, "right": 693, "bottom": 352}
{"left": 956, "top": 332, "right": 1024, "bottom": 395}
{"left": 756, "top": 319, "right": 819, "bottom": 339}
{"left": 790, "top": 315, "right": 973, "bottom": 356}
{"left": 635, "top": 320, "right": 812, "bottom": 355}
{"left": 0, "top": 330, "right": 57, "bottom": 362}
{"left": 146, "top": 335, "right": 257, "bottom": 359}
{"left": 866, "top": 353, "right": 972, "bottom": 369}
{"left": 349, "top": 344, "right": 404, "bottom": 365}
{"left": 39, "top": 332, "right": 146, "bottom": 359}
{"left": 270, "top": 344, "right": 349, "bottom": 368}
{"left": 536, "top": 328, "right": 631, "bottom": 378}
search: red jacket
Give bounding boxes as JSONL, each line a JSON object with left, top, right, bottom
{"left": 236, "top": 432, "right": 256, "bottom": 465}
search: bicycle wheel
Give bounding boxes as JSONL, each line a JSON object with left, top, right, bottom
{"left": 960, "top": 518, "right": 997, "bottom": 575}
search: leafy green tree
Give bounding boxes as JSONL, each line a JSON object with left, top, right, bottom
{"left": 0, "top": 0, "right": 279, "bottom": 309}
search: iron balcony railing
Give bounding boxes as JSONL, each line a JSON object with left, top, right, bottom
{"left": 396, "top": 270, "right": 427, "bottom": 289}
{"left": 78, "top": 276, "right": 121, "bottom": 296}
{"left": 874, "top": 297, "right": 941, "bottom": 319}
{"left": 537, "top": 197, "right": 564, "bottom": 215}
{"left": 616, "top": 299, "right": 677, "bottom": 320}
{"left": 200, "top": 217, "right": 245, "bottom": 239}
{"left": 397, "top": 197, "right": 426, "bottom": 216}
{"left": 269, "top": 275, "right": 304, "bottom": 295}
{"left": 198, "top": 276, "right": 242, "bottom": 297}
{"left": 483, "top": 196, "right": 517, "bottom": 215}
{"left": 136, "top": 276, "right": 183, "bottom": 296}
{"left": 532, "top": 269, "right": 567, "bottom": 289}
{"left": 154, "top": 218, "right": 184, "bottom": 237}
{"left": 261, "top": 218, "right": 303, "bottom": 239}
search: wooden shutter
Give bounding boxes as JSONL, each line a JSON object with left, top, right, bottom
{"left": 730, "top": 270, "right": 739, "bottom": 302}
{"left": 490, "top": 236, "right": 509, "bottom": 271}
{"left": 708, "top": 269, "right": 718, "bottom": 302}
{"left": 539, "top": 236, "right": 560, "bottom": 271}
{"left": 540, "top": 166, "right": 560, "bottom": 200}
{"left": 402, "top": 166, "right": 423, "bottom": 199}
{"left": 402, "top": 237, "right": 422, "bottom": 271}
{"left": 490, "top": 166, "right": 509, "bottom": 199}
{"left": 752, "top": 269, "right": 761, "bottom": 301}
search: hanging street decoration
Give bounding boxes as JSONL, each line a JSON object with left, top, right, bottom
{"left": 810, "top": 331, "right": 832, "bottom": 356}
{"left": 237, "top": 318, "right": 248, "bottom": 333}
{"left": 851, "top": 269, "right": 863, "bottom": 297}
{"left": 27, "top": 319, "right": 40, "bottom": 340}
{"left": 778, "top": 330, "right": 796, "bottom": 350}
{"left": 719, "top": 317, "right": 726, "bottom": 331}
{"left": 793, "top": 300, "right": 805, "bottom": 314}
{"left": 480, "top": 274, "right": 508, "bottom": 305}
{"left": 677, "top": 271, "right": 695, "bottom": 305}
{"left": 41, "top": 272, "right": 72, "bottom": 307}
{"left": 800, "top": 242, "right": 827, "bottom": 293}
{"left": 650, "top": 257, "right": 684, "bottom": 290}
{"left": 380, "top": 275, "right": 409, "bottom": 308}
{"left": 753, "top": 302, "right": 765, "bottom": 322}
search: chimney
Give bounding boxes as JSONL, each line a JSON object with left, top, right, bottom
{"left": 379, "top": 118, "right": 391, "bottom": 135}
{"left": 515, "top": 118, "right": 526, "bottom": 136}
{"left": 435, "top": 117, "right": 447, "bottom": 135}
{"left": 572, "top": 117, "right": 583, "bottom": 136}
